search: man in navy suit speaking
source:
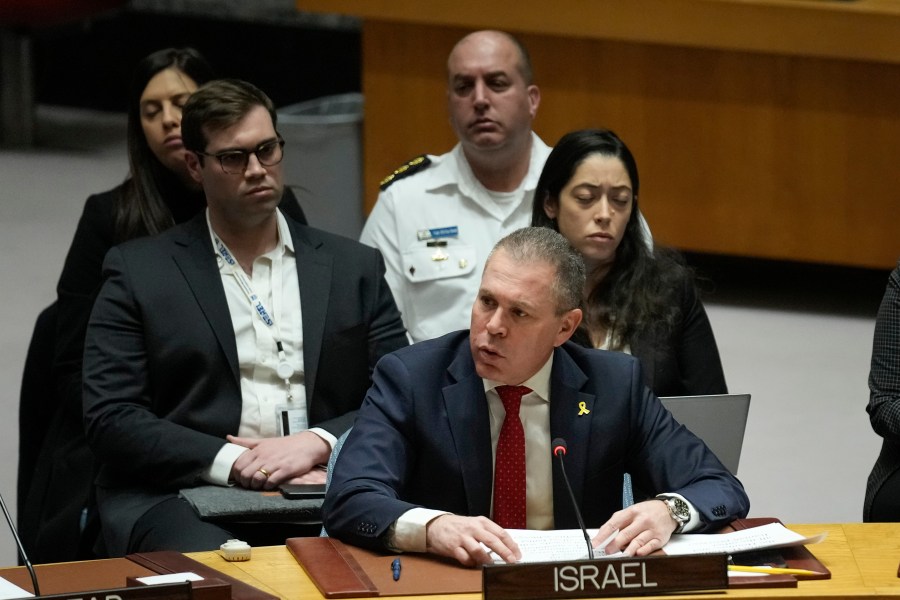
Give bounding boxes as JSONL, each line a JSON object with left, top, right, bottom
{"left": 323, "top": 227, "right": 748, "bottom": 566}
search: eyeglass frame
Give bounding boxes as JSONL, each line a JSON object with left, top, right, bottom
{"left": 193, "top": 137, "right": 286, "bottom": 174}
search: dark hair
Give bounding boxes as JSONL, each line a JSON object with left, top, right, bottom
{"left": 182, "top": 79, "right": 277, "bottom": 155}
{"left": 489, "top": 227, "right": 585, "bottom": 314}
{"left": 532, "top": 128, "right": 687, "bottom": 349}
{"left": 114, "top": 47, "right": 214, "bottom": 243}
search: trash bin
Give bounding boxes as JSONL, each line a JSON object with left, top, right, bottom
{"left": 277, "top": 93, "right": 364, "bottom": 239}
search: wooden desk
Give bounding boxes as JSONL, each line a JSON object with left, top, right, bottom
{"left": 186, "top": 523, "right": 900, "bottom": 599}
{"left": 296, "top": 1, "right": 900, "bottom": 269}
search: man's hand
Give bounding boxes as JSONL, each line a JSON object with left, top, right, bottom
{"left": 228, "top": 431, "right": 331, "bottom": 490}
{"left": 592, "top": 499, "right": 677, "bottom": 557}
{"left": 425, "top": 515, "right": 522, "bottom": 567}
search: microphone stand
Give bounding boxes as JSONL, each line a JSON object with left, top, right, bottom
{"left": 552, "top": 440, "right": 594, "bottom": 560}
{"left": 0, "top": 492, "right": 40, "bottom": 596}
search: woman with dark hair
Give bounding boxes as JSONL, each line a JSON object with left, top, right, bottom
{"left": 19, "top": 48, "right": 307, "bottom": 562}
{"left": 114, "top": 46, "right": 216, "bottom": 242}
{"left": 56, "top": 47, "right": 307, "bottom": 408}
{"left": 532, "top": 128, "right": 726, "bottom": 396}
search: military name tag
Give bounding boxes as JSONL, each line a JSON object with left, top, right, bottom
{"left": 416, "top": 226, "right": 459, "bottom": 241}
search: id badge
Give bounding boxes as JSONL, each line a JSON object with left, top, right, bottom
{"left": 275, "top": 404, "right": 308, "bottom": 436}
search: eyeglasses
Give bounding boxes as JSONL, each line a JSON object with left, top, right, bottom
{"left": 196, "top": 138, "right": 285, "bottom": 174}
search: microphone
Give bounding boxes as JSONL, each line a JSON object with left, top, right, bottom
{"left": 0, "top": 491, "right": 40, "bottom": 595}
{"left": 552, "top": 437, "right": 594, "bottom": 560}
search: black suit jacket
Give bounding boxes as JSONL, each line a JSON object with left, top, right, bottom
{"left": 631, "top": 275, "right": 727, "bottom": 397}
{"left": 571, "top": 272, "right": 727, "bottom": 398}
{"left": 322, "top": 331, "right": 749, "bottom": 551}
{"left": 18, "top": 186, "right": 306, "bottom": 564}
{"left": 83, "top": 211, "right": 407, "bottom": 556}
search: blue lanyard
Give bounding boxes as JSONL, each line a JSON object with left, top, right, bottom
{"left": 214, "top": 234, "right": 296, "bottom": 388}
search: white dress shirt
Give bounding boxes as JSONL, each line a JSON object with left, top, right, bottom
{"left": 202, "top": 209, "right": 335, "bottom": 485}
{"left": 391, "top": 356, "right": 558, "bottom": 551}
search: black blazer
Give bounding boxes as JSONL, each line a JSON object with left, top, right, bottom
{"left": 83, "top": 212, "right": 407, "bottom": 555}
{"left": 572, "top": 273, "right": 727, "bottom": 398}
{"left": 631, "top": 275, "right": 728, "bottom": 397}
{"left": 323, "top": 331, "right": 749, "bottom": 552}
{"left": 19, "top": 186, "right": 305, "bottom": 563}
{"left": 57, "top": 185, "right": 307, "bottom": 418}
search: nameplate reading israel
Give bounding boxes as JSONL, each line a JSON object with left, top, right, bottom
{"left": 483, "top": 554, "right": 728, "bottom": 600}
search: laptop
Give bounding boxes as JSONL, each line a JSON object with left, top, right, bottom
{"left": 659, "top": 394, "right": 751, "bottom": 475}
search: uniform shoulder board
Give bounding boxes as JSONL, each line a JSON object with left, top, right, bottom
{"left": 379, "top": 155, "right": 432, "bottom": 190}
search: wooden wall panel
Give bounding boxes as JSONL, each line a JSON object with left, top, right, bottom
{"left": 300, "top": 2, "right": 900, "bottom": 268}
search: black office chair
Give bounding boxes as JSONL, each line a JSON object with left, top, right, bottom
{"left": 17, "top": 303, "right": 60, "bottom": 526}
{"left": 18, "top": 302, "right": 102, "bottom": 563}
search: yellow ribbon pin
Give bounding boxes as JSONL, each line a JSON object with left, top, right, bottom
{"left": 577, "top": 401, "right": 590, "bottom": 416}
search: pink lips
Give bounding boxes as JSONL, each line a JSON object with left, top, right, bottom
{"left": 247, "top": 185, "right": 272, "bottom": 196}
{"left": 476, "top": 344, "right": 503, "bottom": 362}
{"left": 163, "top": 135, "right": 184, "bottom": 149}
{"left": 471, "top": 118, "right": 497, "bottom": 130}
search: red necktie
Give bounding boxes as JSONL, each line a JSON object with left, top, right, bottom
{"left": 493, "top": 385, "right": 531, "bottom": 529}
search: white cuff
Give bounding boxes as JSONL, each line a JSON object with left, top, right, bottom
{"left": 308, "top": 427, "right": 337, "bottom": 452}
{"left": 389, "top": 508, "right": 450, "bottom": 552}
{"left": 201, "top": 442, "right": 249, "bottom": 486}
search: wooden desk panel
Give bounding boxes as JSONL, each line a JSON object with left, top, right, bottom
{"left": 189, "top": 546, "right": 325, "bottom": 600}
{"left": 0, "top": 558, "right": 157, "bottom": 594}
{"left": 186, "top": 524, "right": 900, "bottom": 599}
{"left": 296, "top": 1, "right": 900, "bottom": 269}
{"left": 298, "top": 1, "right": 900, "bottom": 66}
{"left": 844, "top": 523, "right": 900, "bottom": 593}
{"left": 0, "top": 524, "right": 893, "bottom": 599}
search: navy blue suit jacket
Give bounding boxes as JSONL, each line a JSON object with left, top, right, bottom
{"left": 323, "top": 331, "right": 749, "bottom": 551}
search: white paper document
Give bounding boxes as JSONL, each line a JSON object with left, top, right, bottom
{"left": 135, "top": 572, "right": 203, "bottom": 585}
{"left": 488, "top": 528, "right": 624, "bottom": 563}
{"left": 484, "top": 522, "right": 824, "bottom": 564}
{"left": 663, "top": 522, "right": 827, "bottom": 556}
{"left": 0, "top": 577, "right": 33, "bottom": 599}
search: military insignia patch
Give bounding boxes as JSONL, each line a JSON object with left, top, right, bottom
{"left": 379, "top": 155, "right": 432, "bottom": 190}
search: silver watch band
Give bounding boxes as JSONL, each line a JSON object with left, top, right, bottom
{"left": 656, "top": 494, "right": 688, "bottom": 533}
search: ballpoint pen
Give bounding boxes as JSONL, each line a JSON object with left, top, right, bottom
{"left": 391, "top": 557, "right": 402, "bottom": 581}
{"left": 728, "top": 565, "right": 819, "bottom": 576}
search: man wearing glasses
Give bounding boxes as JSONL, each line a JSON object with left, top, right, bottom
{"left": 82, "top": 79, "right": 407, "bottom": 555}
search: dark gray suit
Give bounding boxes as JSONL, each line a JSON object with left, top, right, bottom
{"left": 83, "top": 211, "right": 407, "bottom": 555}
{"left": 323, "top": 331, "right": 749, "bottom": 551}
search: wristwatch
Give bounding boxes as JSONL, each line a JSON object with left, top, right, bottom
{"left": 656, "top": 494, "right": 690, "bottom": 534}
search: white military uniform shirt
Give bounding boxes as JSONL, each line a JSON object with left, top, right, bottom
{"left": 360, "top": 132, "right": 553, "bottom": 343}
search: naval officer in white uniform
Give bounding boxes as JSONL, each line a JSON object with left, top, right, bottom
{"left": 360, "top": 30, "right": 550, "bottom": 343}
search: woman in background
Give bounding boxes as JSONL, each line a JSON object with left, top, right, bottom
{"left": 58, "top": 47, "right": 306, "bottom": 380}
{"left": 532, "top": 128, "right": 726, "bottom": 397}
{"left": 20, "top": 47, "right": 306, "bottom": 562}
{"left": 865, "top": 260, "right": 900, "bottom": 522}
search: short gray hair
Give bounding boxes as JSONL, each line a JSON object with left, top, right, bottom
{"left": 487, "top": 227, "right": 584, "bottom": 314}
